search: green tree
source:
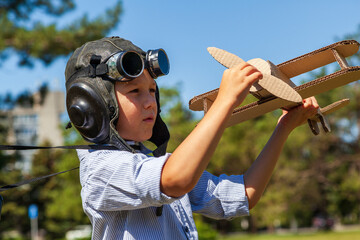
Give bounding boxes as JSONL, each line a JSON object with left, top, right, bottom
{"left": 0, "top": 127, "right": 88, "bottom": 239}
{"left": 0, "top": 108, "right": 29, "bottom": 235}
{"left": 39, "top": 127, "right": 89, "bottom": 239}
{"left": 0, "top": 1, "right": 123, "bottom": 237}
{"left": 29, "top": 140, "right": 64, "bottom": 239}
{"left": 0, "top": 151, "right": 30, "bottom": 236}
{"left": 0, "top": 0, "right": 122, "bottom": 67}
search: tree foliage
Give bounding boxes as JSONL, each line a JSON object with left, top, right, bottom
{"left": 38, "top": 129, "right": 89, "bottom": 238}
{"left": 0, "top": 0, "right": 122, "bottom": 67}
{"left": 0, "top": 0, "right": 122, "bottom": 238}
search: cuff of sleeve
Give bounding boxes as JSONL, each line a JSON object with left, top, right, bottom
{"left": 217, "top": 174, "right": 249, "bottom": 219}
{"left": 135, "top": 153, "right": 180, "bottom": 206}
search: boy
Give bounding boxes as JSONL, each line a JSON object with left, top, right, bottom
{"left": 65, "top": 36, "right": 318, "bottom": 239}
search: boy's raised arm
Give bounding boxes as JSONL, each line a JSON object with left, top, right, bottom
{"left": 160, "top": 62, "right": 262, "bottom": 197}
{"left": 244, "top": 97, "right": 319, "bottom": 209}
{"left": 161, "top": 59, "right": 319, "bottom": 209}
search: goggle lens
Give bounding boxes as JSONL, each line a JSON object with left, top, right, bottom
{"left": 106, "top": 48, "right": 170, "bottom": 81}
{"left": 157, "top": 49, "right": 170, "bottom": 76}
{"left": 121, "top": 52, "right": 144, "bottom": 77}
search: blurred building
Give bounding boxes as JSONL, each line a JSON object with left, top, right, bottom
{"left": 0, "top": 110, "right": 10, "bottom": 142}
{"left": 7, "top": 90, "right": 65, "bottom": 172}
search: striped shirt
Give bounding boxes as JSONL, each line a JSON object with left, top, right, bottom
{"left": 77, "top": 146, "right": 249, "bottom": 239}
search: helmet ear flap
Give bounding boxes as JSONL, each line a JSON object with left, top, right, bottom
{"left": 149, "top": 84, "right": 170, "bottom": 155}
{"left": 66, "top": 80, "right": 110, "bottom": 143}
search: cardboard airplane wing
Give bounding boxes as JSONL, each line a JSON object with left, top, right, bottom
{"left": 189, "top": 40, "right": 360, "bottom": 134}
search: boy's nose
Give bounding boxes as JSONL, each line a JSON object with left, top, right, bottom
{"left": 143, "top": 93, "right": 157, "bottom": 110}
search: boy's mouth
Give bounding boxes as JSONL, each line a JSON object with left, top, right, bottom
{"left": 143, "top": 116, "right": 155, "bottom": 123}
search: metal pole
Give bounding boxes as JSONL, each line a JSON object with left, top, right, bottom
{"left": 31, "top": 217, "right": 38, "bottom": 240}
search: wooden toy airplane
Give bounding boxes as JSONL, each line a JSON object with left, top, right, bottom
{"left": 189, "top": 40, "right": 360, "bottom": 135}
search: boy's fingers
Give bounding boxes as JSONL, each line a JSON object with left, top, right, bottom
{"left": 302, "top": 98, "right": 310, "bottom": 107}
{"left": 310, "top": 96, "right": 319, "bottom": 108}
{"left": 305, "top": 97, "right": 315, "bottom": 106}
{"left": 238, "top": 64, "right": 263, "bottom": 81}
{"left": 231, "top": 61, "right": 250, "bottom": 70}
{"left": 227, "top": 64, "right": 262, "bottom": 83}
{"left": 253, "top": 71, "right": 263, "bottom": 80}
{"left": 247, "top": 72, "right": 262, "bottom": 85}
{"left": 233, "top": 62, "right": 261, "bottom": 75}
{"left": 302, "top": 97, "right": 319, "bottom": 109}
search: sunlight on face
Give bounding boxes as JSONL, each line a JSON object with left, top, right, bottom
{"left": 115, "top": 70, "right": 158, "bottom": 142}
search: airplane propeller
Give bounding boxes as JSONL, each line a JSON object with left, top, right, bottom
{"left": 207, "top": 47, "right": 302, "bottom": 103}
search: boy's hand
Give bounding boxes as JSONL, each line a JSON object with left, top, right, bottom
{"left": 217, "top": 62, "right": 263, "bottom": 109}
{"left": 277, "top": 97, "right": 319, "bottom": 133}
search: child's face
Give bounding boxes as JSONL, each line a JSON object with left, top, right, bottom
{"left": 115, "top": 70, "right": 158, "bottom": 142}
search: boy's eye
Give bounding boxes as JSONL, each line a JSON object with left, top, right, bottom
{"left": 129, "top": 89, "right": 139, "bottom": 93}
{"left": 150, "top": 88, "right": 156, "bottom": 93}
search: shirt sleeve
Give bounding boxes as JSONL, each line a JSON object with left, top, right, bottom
{"left": 78, "top": 149, "right": 178, "bottom": 211}
{"left": 188, "top": 171, "right": 249, "bottom": 220}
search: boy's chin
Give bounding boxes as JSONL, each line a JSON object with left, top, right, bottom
{"left": 122, "top": 133, "right": 152, "bottom": 143}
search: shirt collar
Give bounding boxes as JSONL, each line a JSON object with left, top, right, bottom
{"left": 126, "top": 141, "right": 152, "bottom": 155}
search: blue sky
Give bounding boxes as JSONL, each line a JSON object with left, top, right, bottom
{"left": 1, "top": 0, "right": 360, "bottom": 111}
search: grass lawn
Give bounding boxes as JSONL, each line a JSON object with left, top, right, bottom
{"left": 218, "top": 230, "right": 360, "bottom": 240}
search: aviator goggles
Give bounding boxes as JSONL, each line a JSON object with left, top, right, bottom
{"left": 104, "top": 48, "right": 170, "bottom": 81}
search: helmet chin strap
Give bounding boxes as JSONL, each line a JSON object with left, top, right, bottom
{"left": 108, "top": 117, "right": 136, "bottom": 153}
{"left": 149, "top": 113, "right": 170, "bottom": 157}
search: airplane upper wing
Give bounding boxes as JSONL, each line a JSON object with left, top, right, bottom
{"left": 278, "top": 40, "right": 359, "bottom": 78}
